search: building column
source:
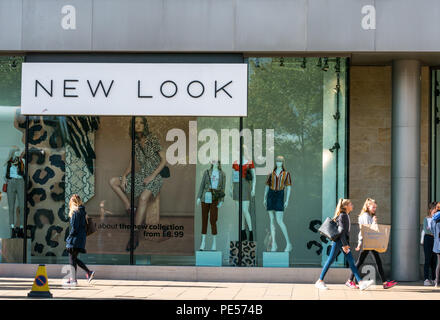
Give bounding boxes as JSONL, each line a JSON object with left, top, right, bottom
{"left": 391, "top": 60, "right": 421, "bottom": 281}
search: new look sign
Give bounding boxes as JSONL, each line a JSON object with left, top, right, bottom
{"left": 21, "top": 63, "right": 248, "bottom": 116}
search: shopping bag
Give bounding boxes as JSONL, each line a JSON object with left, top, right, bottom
{"left": 360, "top": 224, "right": 391, "bottom": 253}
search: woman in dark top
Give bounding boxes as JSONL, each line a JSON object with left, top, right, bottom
{"left": 65, "top": 194, "right": 95, "bottom": 287}
{"left": 315, "top": 198, "right": 374, "bottom": 291}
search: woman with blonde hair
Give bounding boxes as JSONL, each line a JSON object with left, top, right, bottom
{"left": 65, "top": 194, "right": 95, "bottom": 286}
{"left": 315, "top": 198, "right": 374, "bottom": 290}
{"left": 345, "top": 198, "right": 397, "bottom": 289}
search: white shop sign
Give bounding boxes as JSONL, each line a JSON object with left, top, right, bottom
{"left": 21, "top": 63, "right": 248, "bottom": 116}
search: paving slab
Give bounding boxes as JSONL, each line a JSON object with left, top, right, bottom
{"left": 0, "top": 278, "right": 437, "bottom": 300}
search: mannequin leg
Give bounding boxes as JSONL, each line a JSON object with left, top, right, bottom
{"left": 275, "top": 211, "right": 292, "bottom": 252}
{"left": 242, "top": 201, "right": 253, "bottom": 241}
{"left": 17, "top": 178, "right": 24, "bottom": 229}
{"left": 7, "top": 180, "right": 17, "bottom": 228}
{"left": 268, "top": 211, "right": 277, "bottom": 251}
{"left": 109, "top": 177, "right": 130, "bottom": 210}
{"left": 200, "top": 234, "right": 206, "bottom": 251}
{"left": 242, "top": 201, "right": 252, "bottom": 231}
{"left": 211, "top": 235, "right": 217, "bottom": 251}
{"left": 209, "top": 202, "right": 218, "bottom": 250}
{"left": 200, "top": 202, "right": 209, "bottom": 250}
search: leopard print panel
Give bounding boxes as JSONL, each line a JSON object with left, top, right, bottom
{"left": 22, "top": 117, "right": 69, "bottom": 258}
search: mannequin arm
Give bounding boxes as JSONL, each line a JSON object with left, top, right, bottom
{"left": 284, "top": 186, "right": 291, "bottom": 208}
{"left": 197, "top": 170, "right": 207, "bottom": 203}
{"left": 251, "top": 168, "right": 256, "bottom": 195}
{"left": 263, "top": 185, "right": 269, "bottom": 208}
{"left": 229, "top": 169, "right": 234, "bottom": 197}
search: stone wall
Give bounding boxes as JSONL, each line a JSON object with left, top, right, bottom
{"left": 348, "top": 66, "right": 429, "bottom": 279}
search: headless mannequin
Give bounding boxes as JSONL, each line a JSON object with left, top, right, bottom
{"left": 230, "top": 156, "right": 256, "bottom": 241}
{"left": 4, "top": 148, "right": 25, "bottom": 237}
{"left": 263, "top": 159, "right": 292, "bottom": 252}
{"left": 197, "top": 161, "right": 223, "bottom": 251}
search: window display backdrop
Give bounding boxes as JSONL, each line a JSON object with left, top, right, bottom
{"left": 245, "top": 57, "right": 347, "bottom": 267}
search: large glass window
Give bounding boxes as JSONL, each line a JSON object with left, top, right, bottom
{"left": 245, "top": 57, "right": 347, "bottom": 267}
{"left": 26, "top": 116, "right": 132, "bottom": 265}
{"left": 0, "top": 56, "right": 27, "bottom": 263}
{"left": 131, "top": 116, "right": 240, "bottom": 266}
{"left": 5, "top": 56, "right": 348, "bottom": 268}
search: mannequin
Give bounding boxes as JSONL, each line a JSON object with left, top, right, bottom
{"left": 230, "top": 145, "right": 256, "bottom": 241}
{"left": 263, "top": 156, "right": 292, "bottom": 252}
{"left": 3, "top": 146, "right": 25, "bottom": 238}
{"left": 197, "top": 160, "right": 226, "bottom": 251}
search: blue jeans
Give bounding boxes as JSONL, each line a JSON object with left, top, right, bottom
{"left": 319, "top": 239, "right": 362, "bottom": 282}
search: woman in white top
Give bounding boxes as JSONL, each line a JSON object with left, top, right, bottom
{"left": 345, "top": 198, "right": 397, "bottom": 289}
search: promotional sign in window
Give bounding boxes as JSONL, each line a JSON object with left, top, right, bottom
{"left": 21, "top": 63, "right": 248, "bottom": 117}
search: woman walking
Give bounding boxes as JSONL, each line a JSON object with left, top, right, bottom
{"left": 345, "top": 198, "right": 397, "bottom": 289}
{"left": 315, "top": 198, "right": 374, "bottom": 290}
{"left": 422, "top": 202, "right": 438, "bottom": 286}
{"left": 430, "top": 204, "right": 440, "bottom": 288}
{"left": 65, "top": 194, "right": 95, "bottom": 287}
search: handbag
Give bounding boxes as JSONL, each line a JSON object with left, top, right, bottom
{"left": 2, "top": 183, "right": 7, "bottom": 193}
{"left": 159, "top": 166, "right": 170, "bottom": 178}
{"left": 85, "top": 215, "right": 97, "bottom": 236}
{"left": 207, "top": 170, "right": 225, "bottom": 202}
{"left": 318, "top": 217, "right": 342, "bottom": 241}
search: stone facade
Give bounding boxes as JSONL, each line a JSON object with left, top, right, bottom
{"left": 348, "top": 66, "right": 429, "bottom": 280}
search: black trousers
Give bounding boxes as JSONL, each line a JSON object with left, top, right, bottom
{"left": 69, "top": 248, "right": 90, "bottom": 279}
{"left": 423, "top": 234, "right": 437, "bottom": 280}
{"left": 349, "top": 250, "right": 386, "bottom": 283}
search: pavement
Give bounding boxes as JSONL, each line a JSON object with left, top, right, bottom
{"left": 0, "top": 277, "right": 439, "bottom": 300}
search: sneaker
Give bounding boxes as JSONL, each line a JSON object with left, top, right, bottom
{"left": 86, "top": 271, "right": 95, "bottom": 283}
{"left": 345, "top": 280, "right": 358, "bottom": 289}
{"left": 284, "top": 243, "right": 293, "bottom": 252}
{"left": 383, "top": 281, "right": 397, "bottom": 289}
{"left": 315, "top": 280, "right": 329, "bottom": 290}
{"left": 359, "top": 279, "right": 374, "bottom": 291}
{"left": 424, "top": 279, "right": 433, "bottom": 286}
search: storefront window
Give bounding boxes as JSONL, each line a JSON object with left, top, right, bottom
{"left": 131, "top": 116, "right": 240, "bottom": 266}
{"left": 5, "top": 56, "right": 348, "bottom": 268}
{"left": 245, "top": 57, "right": 347, "bottom": 267}
{"left": 0, "top": 56, "right": 27, "bottom": 262}
{"left": 27, "top": 116, "right": 131, "bottom": 265}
